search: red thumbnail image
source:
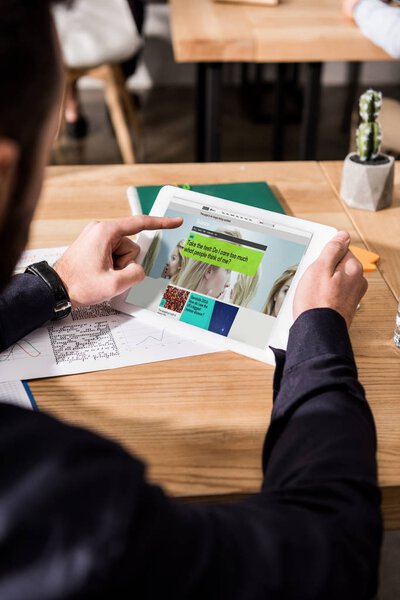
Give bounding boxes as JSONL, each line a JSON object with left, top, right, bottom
{"left": 162, "top": 285, "right": 190, "bottom": 314}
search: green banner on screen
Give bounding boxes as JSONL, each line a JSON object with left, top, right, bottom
{"left": 181, "top": 233, "right": 264, "bottom": 276}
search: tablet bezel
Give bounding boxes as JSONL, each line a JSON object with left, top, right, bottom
{"left": 112, "top": 185, "right": 337, "bottom": 364}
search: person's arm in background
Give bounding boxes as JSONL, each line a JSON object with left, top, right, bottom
{"left": 343, "top": 0, "right": 400, "bottom": 58}
{"left": 0, "top": 215, "right": 182, "bottom": 352}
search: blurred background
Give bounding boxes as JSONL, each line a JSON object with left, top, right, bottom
{"left": 52, "top": 0, "right": 400, "bottom": 166}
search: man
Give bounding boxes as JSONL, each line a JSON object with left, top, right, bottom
{"left": 0, "top": 1, "right": 381, "bottom": 598}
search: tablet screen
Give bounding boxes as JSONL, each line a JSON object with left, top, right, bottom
{"left": 126, "top": 194, "right": 312, "bottom": 349}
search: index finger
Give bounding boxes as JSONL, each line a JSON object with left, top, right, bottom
{"left": 109, "top": 216, "right": 183, "bottom": 238}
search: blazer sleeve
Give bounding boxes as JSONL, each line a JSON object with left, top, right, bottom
{"left": 0, "top": 273, "right": 55, "bottom": 351}
{"left": 0, "top": 309, "right": 382, "bottom": 600}
{"left": 354, "top": 0, "right": 400, "bottom": 58}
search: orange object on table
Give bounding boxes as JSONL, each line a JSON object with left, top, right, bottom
{"left": 349, "top": 245, "right": 380, "bottom": 272}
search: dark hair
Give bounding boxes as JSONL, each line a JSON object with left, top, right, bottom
{"left": 0, "top": 0, "right": 65, "bottom": 147}
{"left": 0, "top": 0, "right": 66, "bottom": 289}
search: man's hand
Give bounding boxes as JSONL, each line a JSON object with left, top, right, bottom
{"left": 293, "top": 231, "right": 368, "bottom": 329}
{"left": 54, "top": 216, "right": 183, "bottom": 306}
{"left": 342, "top": 0, "right": 360, "bottom": 19}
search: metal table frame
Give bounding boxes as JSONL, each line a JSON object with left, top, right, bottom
{"left": 196, "top": 62, "right": 323, "bottom": 162}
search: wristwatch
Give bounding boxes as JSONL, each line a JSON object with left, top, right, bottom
{"left": 25, "top": 260, "right": 72, "bottom": 320}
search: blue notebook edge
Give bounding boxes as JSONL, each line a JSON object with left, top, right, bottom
{"left": 22, "top": 381, "right": 39, "bottom": 411}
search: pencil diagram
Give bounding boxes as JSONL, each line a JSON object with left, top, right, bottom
{"left": 134, "top": 328, "right": 165, "bottom": 346}
{"left": 118, "top": 322, "right": 183, "bottom": 350}
{"left": 0, "top": 339, "right": 41, "bottom": 362}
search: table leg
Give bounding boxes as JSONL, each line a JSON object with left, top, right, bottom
{"left": 300, "top": 62, "right": 322, "bottom": 160}
{"left": 196, "top": 63, "right": 222, "bottom": 162}
{"left": 341, "top": 62, "right": 362, "bottom": 134}
{"left": 272, "top": 64, "right": 287, "bottom": 161}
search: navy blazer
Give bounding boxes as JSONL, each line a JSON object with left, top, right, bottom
{"left": 0, "top": 274, "right": 382, "bottom": 599}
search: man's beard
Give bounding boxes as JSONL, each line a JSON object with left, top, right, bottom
{"left": 0, "top": 198, "right": 32, "bottom": 293}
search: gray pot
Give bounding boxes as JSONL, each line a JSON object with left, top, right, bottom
{"left": 340, "top": 152, "right": 394, "bottom": 211}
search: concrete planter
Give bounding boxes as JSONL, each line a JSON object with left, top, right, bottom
{"left": 340, "top": 152, "right": 394, "bottom": 211}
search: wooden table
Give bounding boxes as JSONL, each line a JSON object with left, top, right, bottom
{"left": 170, "top": 0, "right": 392, "bottom": 161}
{"left": 29, "top": 162, "right": 400, "bottom": 529}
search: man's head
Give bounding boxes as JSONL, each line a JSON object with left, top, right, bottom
{"left": 0, "top": 0, "right": 65, "bottom": 291}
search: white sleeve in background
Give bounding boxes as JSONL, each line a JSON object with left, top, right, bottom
{"left": 354, "top": 0, "right": 400, "bottom": 58}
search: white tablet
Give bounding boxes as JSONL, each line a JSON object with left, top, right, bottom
{"left": 112, "top": 186, "right": 336, "bottom": 364}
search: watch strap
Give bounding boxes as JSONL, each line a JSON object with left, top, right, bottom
{"left": 25, "top": 261, "right": 71, "bottom": 320}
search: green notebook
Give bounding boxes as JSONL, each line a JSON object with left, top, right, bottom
{"left": 135, "top": 182, "right": 285, "bottom": 216}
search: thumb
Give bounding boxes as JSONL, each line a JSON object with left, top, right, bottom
{"left": 109, "top": 262, "right": 145, "bottom": 297}
{"left": 320, "top": 231, "right": 351, "bottom": 273}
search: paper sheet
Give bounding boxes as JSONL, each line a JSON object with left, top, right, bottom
{"left": 14, "top": 246, "right": 68, "bottom": 273}
{"left": 0, "top": 248, "right": 218, "bottom": 382}
{"left": 0, "top": 381, "right": 36, "bottom": 410}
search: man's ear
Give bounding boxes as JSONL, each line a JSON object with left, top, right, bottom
{"left": 0, "top": 139, "right": 19, "bottom": 223}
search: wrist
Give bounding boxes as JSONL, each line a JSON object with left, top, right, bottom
{"left": 53, "top": 260, "right": 78, "bottom": 307}
{"left": 287, "top": 308, "right": 355, "bottom": 371}
{"left": 343, "top": 0, "right": 362, "bottom": 18}
{"left": 25, "top": 261, "right": 72, "bottom": 319}
{"left": 352, "top": 0, "right": 362, "bottom": 16}
{"left": 294, "top": 304, "right": 352, "bottom": 330}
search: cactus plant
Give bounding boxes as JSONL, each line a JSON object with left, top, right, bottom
{"left": 356, "top": 89, "right": 383, "bottom": 161}
{"left": 341, "top": 87, "right": 394, "bottom": 211}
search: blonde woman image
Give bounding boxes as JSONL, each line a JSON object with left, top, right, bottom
{"left": 176, "top": 261, "right": 232, "bottom": 299}
{"left": 174, "top": 228, "right": 243, "bottom": 298}
{"left": 161, "top": 240, "right": 189, "bottom": 283}
{"left": 263, "top": 266, "right": 298, "bottom": 317}
{"left": 231, "top": 267, "right": 261, "bottom": 308}
{"left": 142, "top": 232, "right": 161, "bottom": 276}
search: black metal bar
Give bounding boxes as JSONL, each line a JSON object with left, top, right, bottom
{"left": 240, "top": 63, "right": 249, "bottom": 98}
{"left": 191, "top": 226, "right": 267, "bottom": 250}
{"left": 272, "top": 64, "right": 287, "bottom": 161}
{"left": 341, "top": 61, "right": 362, "bottom": 134}
{"left": 196, "top": 63, "right": 206, "bottom": 161}
{"left": 196, "top": 62, "right": 222, "bottom": 162}
{"left": 289, "top": 63, "right": 299, "bottom": 86}
{"left": 240, "top": 62, "right": 252, "bottom": 117}
{"left": 300, "top": 62, "right": 323, "bottom": 160}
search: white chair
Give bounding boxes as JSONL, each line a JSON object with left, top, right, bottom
{"left": 53, "top": 0, "right": 142, "bottom": 163}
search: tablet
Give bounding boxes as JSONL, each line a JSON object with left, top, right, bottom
{"left": 112, "top": 186, "right": 336, "bottom": 364}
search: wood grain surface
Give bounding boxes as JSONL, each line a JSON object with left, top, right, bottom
{"left": 29, "top": 162, "right": 400, "bottom": 528}
{"left": 321, "top": 161, "right": 400, "bottom": 302}
{"left": 170, "top": 0, "right": 392, "bottom": 63}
